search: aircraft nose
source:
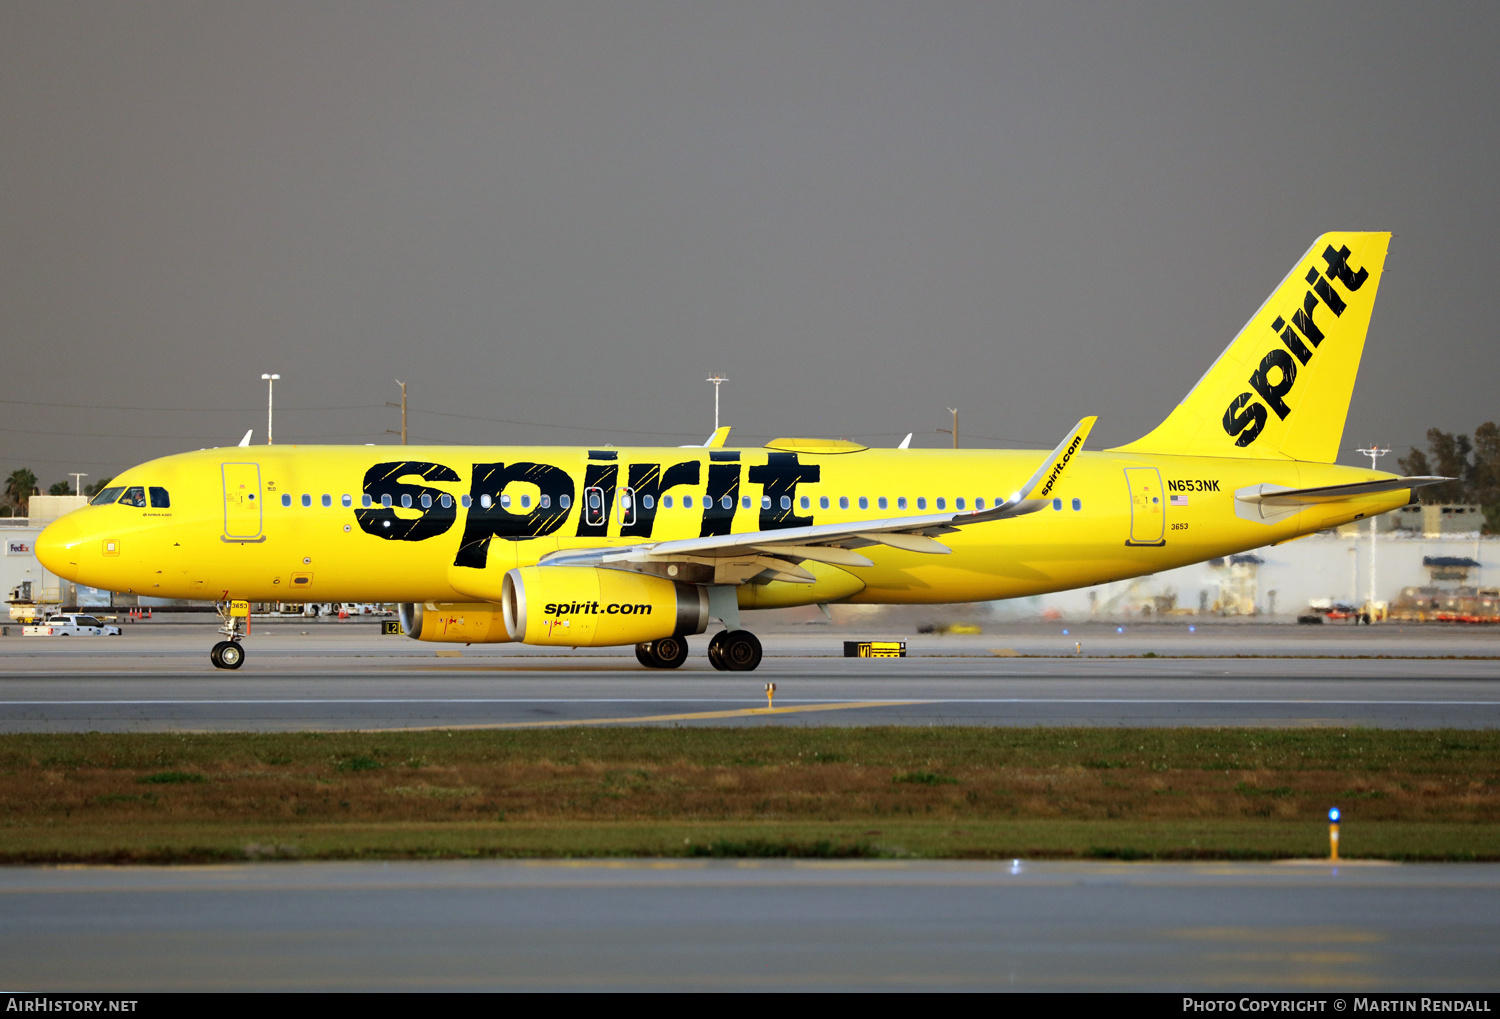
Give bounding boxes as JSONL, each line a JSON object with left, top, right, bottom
{"left": 35, "top": 512, "right": 86, "bottom": 582}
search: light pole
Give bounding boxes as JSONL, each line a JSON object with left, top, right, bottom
{"left": 69, "top": 473, "right": 87, "bottom": 497}
{"left": 706, "top": 375, "right": 727, "bottom": 432}
{"left": 386, "top": 381, "right": 408, "bottom": 445}
{"left": 261, "top": 374, "right": 280, "bottom": 445}
{"left": 1356, "top": 444, "right": 1391, "bottom": 614}
{"left": 938, "top": 408, "right": 958, "bottom": 448}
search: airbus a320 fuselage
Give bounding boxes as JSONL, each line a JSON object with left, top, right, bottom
{"left": 37, "top": 232, "right": 1440, "bottom": 671}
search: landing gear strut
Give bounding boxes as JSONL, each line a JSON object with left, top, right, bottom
{"left": 635, "top": 636, "right": 689, "bottom": 669}
{"left": 210, "top": 602, "right": 247, "bottom": 670}
{"left": 707, "top": 630, "right": 763, "bottom": 672}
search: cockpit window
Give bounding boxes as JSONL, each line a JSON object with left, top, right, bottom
{"left": 90, "top": 487, "right": 125, "bottom": 506}
{"left": 149, "top": 487, "right": 170, "bottom": 508}
{"left": 118, "top": 487, "right": 147, "bottom": 508}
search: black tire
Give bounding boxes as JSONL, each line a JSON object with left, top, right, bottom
{"left": 707, "top": 631, "right": 730, "bottom": 672}
{"left": 209, "top": 640, "right": 227, "bottom": 667}
{"left": 720, "top": 630, "right": 762, "bottom": 672}
{"left": 652, "top": 635, "right": 688, "bottom": 669}
{"left": 635, "top": 643, "right": 655, "bottom": 668}
{"left": 218, "top": 641, "right": 245, "bottom": 670}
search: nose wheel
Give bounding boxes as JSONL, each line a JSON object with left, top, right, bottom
{"left": 209, "top": 640, "right": 245, "bottom": 670}
{"left": 635, "top": 636, "right": 689, "bottom": 669}
{"left": 707, "top": 630, "right": 763, "bottom": 672}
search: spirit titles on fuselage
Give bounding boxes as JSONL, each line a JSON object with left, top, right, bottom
{"left": 350, "top": 450, "right": 821, "bottom": 569}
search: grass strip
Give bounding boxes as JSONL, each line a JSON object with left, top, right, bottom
{"left": 2, "top": 727, "right": 1496, "bottom": 863}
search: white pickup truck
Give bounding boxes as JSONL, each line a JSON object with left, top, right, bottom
{"left": 22, "top": 614, "right": 123, "bottom": 637}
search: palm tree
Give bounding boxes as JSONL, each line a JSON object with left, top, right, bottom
{"left": 5, "top": 468, "right": 38, "bottom": 516}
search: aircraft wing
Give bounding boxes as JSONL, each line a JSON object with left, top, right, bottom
{"left": 545, "top": 417, "right": 1096, "bottom": 580}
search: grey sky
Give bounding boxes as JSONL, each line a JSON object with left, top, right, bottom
{"left": 3, "top": 2, "right": 1497, "bottom": 486}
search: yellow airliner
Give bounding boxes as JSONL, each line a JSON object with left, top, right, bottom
{"left": 37, "top": 232, "right": 1441, "bottom": 671}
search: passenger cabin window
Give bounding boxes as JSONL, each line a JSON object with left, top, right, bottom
{"left": 500, "top": 494, "right": 511, "bottom": 509}
{"left": 877, "top": 497, "right": 887, "bottom": 510}
{"left": 521, "top": 494, "right": 531, "bottom": 508}
{"left": 819, "top": 496, "right": 829, "bottom": 509}
{"left": 90, "top": 486, "right": 125, "bottom": 506}
{"left": 585, "top": 487, "right": 607, "bottom": 526}
{"left": 381, "top": 495, "right": 393, "bottom": 509}
{"left": 560, "top": 494, "right": 571, "bottom": 509}
{"left": 322, "top": 494, "right": 332, "bottom": 508}
{"left": 537, "top": 495, "right": 548, "bottom": 509}
{"left": 662, "top": 496, "right": 673, "bottom": 508}
{"left": 149, "top": 487, "right": 170, "bottom": 508}
{"left": 362, "top": 495, "right": 372, "bottom": 508}
{"left": 721, "top": 495, "right": 733, "bottom": 510}
{"left": 420, "top": 494, "right": 431, "bottom": 509}
{"left": 1072, "top": 498, "right": 1082, "bottom": 511}
{"left": 936, "top": 497, "right": 946, "bottom": 510}
{"left": 119, "top": 487, "right": 147, "bottom": 508}
{"left": 975, "top": 498, "right": 985, "bottom": 510}
{"left": 743, "top": 496, "right": 753, "bottom": 510}
{"left": 917, "top": 497, "right": 927, "bottom": 510}
{"left": 801, "top": 496, "right": 810, "bottom": 509}
{"left": 838, "top": 497, "right": 849, "bottom": 510}
{"left": 342, "top": 494, "right": 352, "bottom": 508}
{"left": 462, "top": 495, "right": 473, "bottom": 508}
{"left": 781, "top": 495, "right": 791, "bottom": 510}
{"left": 858, "top": 497, "right": 868, "bottom": 510}
{"left": 760, "top": 496, "right": 770, "bottom": 510}
{"left": 1053, "top": 499, "right": 1062, "bottom": 510}
{"left": 479, "top": 494, "right": 492, "bottom": 509}
{"left": 642, "top": 494, "right": 654, "bottom": 509}
{"left": 682, "top": 496, "right": 691, "bottom": 508}
{"left": 299, "top": 494, "right": 311, "bottom": 508}
{"left": 897, "top": 497, "right": 907, "bottom": 510}
{"left": 956, "top": 498, "right": 966, "bottom": 510}
{"left": 281, "top": 494, "right": 291, "bottom": 507}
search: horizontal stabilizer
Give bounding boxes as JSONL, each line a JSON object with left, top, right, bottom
{"left": 1235, "top": 476, "right": 1448, "bottom": 506}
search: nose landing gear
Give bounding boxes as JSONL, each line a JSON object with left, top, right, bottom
{"left": 210, "top": 601, "right": 248, "bottom": 670}
{"left": 209, "top": 640, "right": 244, "bottom": 669}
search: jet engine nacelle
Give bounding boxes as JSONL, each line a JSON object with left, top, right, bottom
{"left": 501, "top": 566, "right": 708, "bottom": 647}
{"left": 398, "top": 602, "right": 514, "bottom": 643}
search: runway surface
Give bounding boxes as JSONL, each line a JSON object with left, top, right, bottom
{"left": 1, "top": 859, "right": 1494, "bottom": 990}
{"left": 2, "top": 624, "right": 1499, "bottom": 730}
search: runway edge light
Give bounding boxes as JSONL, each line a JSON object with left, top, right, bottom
{"left": 1329, "top": 807, "right": 1341, "bottom": 861}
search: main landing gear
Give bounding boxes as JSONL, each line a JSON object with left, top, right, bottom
{"left": 635, "top": 636, "right": 689, "bottom": 670}
{"left": 634, "top": 630, "right": 764, "bottom": 671}
{"left": 707, "top": 630, "right": 763, "bottom": 672}
{"left": 210, "top": 601, "right": 247, "bottom": 671}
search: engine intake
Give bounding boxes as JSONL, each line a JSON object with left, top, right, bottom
{"left": 501, "top": 566, "right": 708, "bottom": 647}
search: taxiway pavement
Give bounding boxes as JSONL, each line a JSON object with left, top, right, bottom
{"left": 1, "top": 624, "right": 1497, "bottom": 730}
{"left": 1, "top": 859, "right": 1494, "bottom": 990}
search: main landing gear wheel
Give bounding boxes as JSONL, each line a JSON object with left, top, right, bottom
{"left": 708, "top": 630, "right": 762, "bottom": 672}
{"left": 635, "top": 637, "right": 689, "bottom": 670}
{"left": 210, "top": 640, "right": 245, "bottom": 670}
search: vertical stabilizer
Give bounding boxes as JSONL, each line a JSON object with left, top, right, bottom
{"left": 1111, "top": 232, "right": 1390, "bottom": 463}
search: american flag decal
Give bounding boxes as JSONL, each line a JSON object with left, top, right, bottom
{"left": 1170, "top": 494, "right": 1189, "bottom": 507}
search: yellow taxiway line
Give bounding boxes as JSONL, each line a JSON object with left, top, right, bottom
{"left": 393, "top": 700, "right": 931, "bottom": 731}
